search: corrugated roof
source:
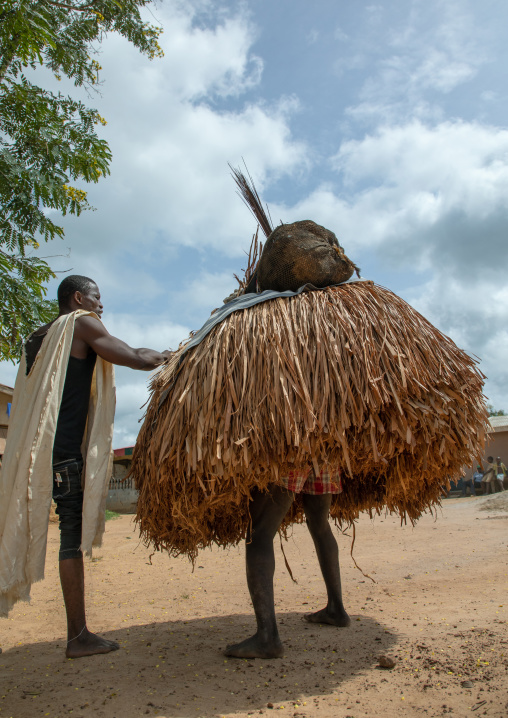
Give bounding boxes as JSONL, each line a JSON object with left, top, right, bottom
{"left": 0, "top": 383, "right": 14, "bottom": 395}
{"left": 489, "top": 415, "right": 508, "bottom": 432}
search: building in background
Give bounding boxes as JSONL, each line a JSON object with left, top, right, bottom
{"left": 485, "top": 416, "right": 508, "bottom": 466}
{"left": 107, "top": 446, "right": 137, "bottom": 512}
{"left": 0, "top": 383, "right": 14, "bottom": 462}
{"left": 456, "top": 416, "right": 508, "bottom": 494}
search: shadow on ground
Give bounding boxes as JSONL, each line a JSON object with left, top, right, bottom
{"left": 0, "top": 612, "right": 396, "bottom": 717}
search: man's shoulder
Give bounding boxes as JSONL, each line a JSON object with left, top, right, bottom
{"left": 75, "top": 313, "right": 102, "bottom": 325}
{"left": 30, "top": 319, "right": 57, "bottom": 338}
{"left": 74, "top": 313, "right": 107, "bottom": 339}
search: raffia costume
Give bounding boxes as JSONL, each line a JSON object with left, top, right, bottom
{"left": 132, "top": 173, "right": 488, "bottom": 561}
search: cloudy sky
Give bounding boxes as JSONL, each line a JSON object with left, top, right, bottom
{"left": 3, "top": 0, "right": 508, "bottom": 446}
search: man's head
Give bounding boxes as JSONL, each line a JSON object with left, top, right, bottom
{"left": 57, "top": 275, "right": 103, "bottom": 317}
{"left": 477, "top": 465, "right": 481, "bottom": 470}
{"left": 487, "top": 455, "right": 494, "bottom": 463}
{"left": 496, "top": 456, "right": 501, "bottom": 462}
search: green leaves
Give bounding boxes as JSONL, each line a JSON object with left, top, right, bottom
{"left": 0, "top": 1, "right": 162, "bottom": 361}
{"left": 0, "top": 250, "right": 58, "bottom": 362}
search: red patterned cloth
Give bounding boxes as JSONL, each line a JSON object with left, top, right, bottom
{"left": 280, "top": 465, "right": 342, "bottom": 495}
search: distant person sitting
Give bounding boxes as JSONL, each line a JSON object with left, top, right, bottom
{"left": 472, "top": 466, "right": 484, "bottom": 494}
{"left": 461, "top": 473, "right": 476, "bottom": 497}
{"left": 495, "top": 457, "right": 507, "bottom": 492}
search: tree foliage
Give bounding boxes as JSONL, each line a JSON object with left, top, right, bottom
{"left": 487, "top": 404, "right": 506, "bottom": 417}
{"left": 0, "top": 0, "right": 163, "bottom": 361}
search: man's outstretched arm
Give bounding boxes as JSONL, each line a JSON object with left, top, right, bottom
{"left": 74, "top": 315, "right": 171, "bottom": 370}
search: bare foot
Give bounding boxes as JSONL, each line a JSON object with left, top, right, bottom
{"left": 304, "top": 607, "right": 351, "bottom": 627}
{"left": 66, "top": 628, "right": 120, "bottom": 659}
{"left": 224, "top": 634, "right": 284, "bottom": 659}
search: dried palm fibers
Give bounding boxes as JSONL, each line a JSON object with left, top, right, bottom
{"left": 132, "top": 281, "right": 487, "bottom": 560}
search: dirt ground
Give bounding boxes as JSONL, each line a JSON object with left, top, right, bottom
{"left": 1, "top": 492, "right": 507, "bottom": 718}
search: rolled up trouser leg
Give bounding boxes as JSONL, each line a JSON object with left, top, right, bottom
{"left": 52, "top": 460, "right": 84, "bottom": 560}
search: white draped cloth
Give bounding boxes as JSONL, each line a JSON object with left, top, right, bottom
{"left": 0, "top": 311, "right": 116, "bottom": 617}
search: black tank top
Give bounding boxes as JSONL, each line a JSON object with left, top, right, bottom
{"left": 53, "top": 353, "right": 97, "bottom": 461}
{"left": 25, "top": 325, "right": 54, "bottom": 375}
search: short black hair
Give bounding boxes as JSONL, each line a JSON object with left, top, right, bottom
{"left": 57, "top": 275, "right": 97, "bottom": 309}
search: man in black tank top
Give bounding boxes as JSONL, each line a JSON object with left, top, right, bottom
{"left": 24, "top": 275, "right": 171, "bottom": 658}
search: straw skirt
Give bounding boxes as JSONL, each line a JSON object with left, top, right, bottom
{"left": 132, "top": 282, "right": 487, "bottom": 560}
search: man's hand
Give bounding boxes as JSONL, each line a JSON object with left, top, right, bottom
{"left": 161, "top": 350, "right": 174, "bottom": 363}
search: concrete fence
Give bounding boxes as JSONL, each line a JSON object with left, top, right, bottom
{"left": 106, "top": 458, "right": 138, "bottom": 513}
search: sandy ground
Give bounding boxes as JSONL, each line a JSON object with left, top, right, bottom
{"left": 1, "top": 493, "right": 507, "bottom": 718}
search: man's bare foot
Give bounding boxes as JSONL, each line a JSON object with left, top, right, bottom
{"left": 66, "top": 628, "right": 120, "bottom": 659}
{"left": 224, "top": 634, "right": 284, "bottom": 659}
{"left": 304, "top": 607, "right": 351, "bottom": 627}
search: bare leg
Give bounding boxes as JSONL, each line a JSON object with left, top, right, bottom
{"left": 302, "top": 494, "right": 350, "bottom": 627}
{"left": 225, "top": 485, "right": 294, "bottom": 659}
{"left": 60, "top": 557, "right": 119, "bottom": 659}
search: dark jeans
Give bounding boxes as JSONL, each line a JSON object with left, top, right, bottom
{"left": 462, "top": 479, "right": 476, "bottom": 496}
{"left": 52, "top": 458, "right": 84, "bottom": 560}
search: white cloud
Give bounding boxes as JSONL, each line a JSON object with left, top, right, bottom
{"left": 342, "top": 0, "right": 484, "bottom": 124}
{"left": 175, "top": 270, "right": 239, "bottom": 312}
{"left": 41, "top": 2, "right": 307, "bottom": 273}
{"left": 154, "top": 6, "right": 263, "bottom": 100}
{"left": 409, "top": 278, "right": 508, "bottom": 412}
{"left": 104, "top": 314, "right": 190, "bottom": 351}
{"left": 91, "top": 1, "right": 263, "bottom": 105}
{"left": 115, "top": 97, "right": 305, "bottom": 256}
{"left": 112, "top": 373, "right": 152, "bottom": 447}
{"left": 282, "top": 120, "right": 508, "bottom": 272}
{"left": 331, "top": 121, "right": 508, "bottom": 269}
{"left": 0, "top": 362, "right": 18, "bottom": 390}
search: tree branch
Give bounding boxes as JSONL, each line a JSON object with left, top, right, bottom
{"left": 0, "top": 32, "right": 20, "bottom": 83}
{"left": 44, "top": 0, "right": 97, "bottom": 12}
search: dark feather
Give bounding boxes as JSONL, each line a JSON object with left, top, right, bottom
{"left": 229, "top": 162, "right": 274, "bottom": 238}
